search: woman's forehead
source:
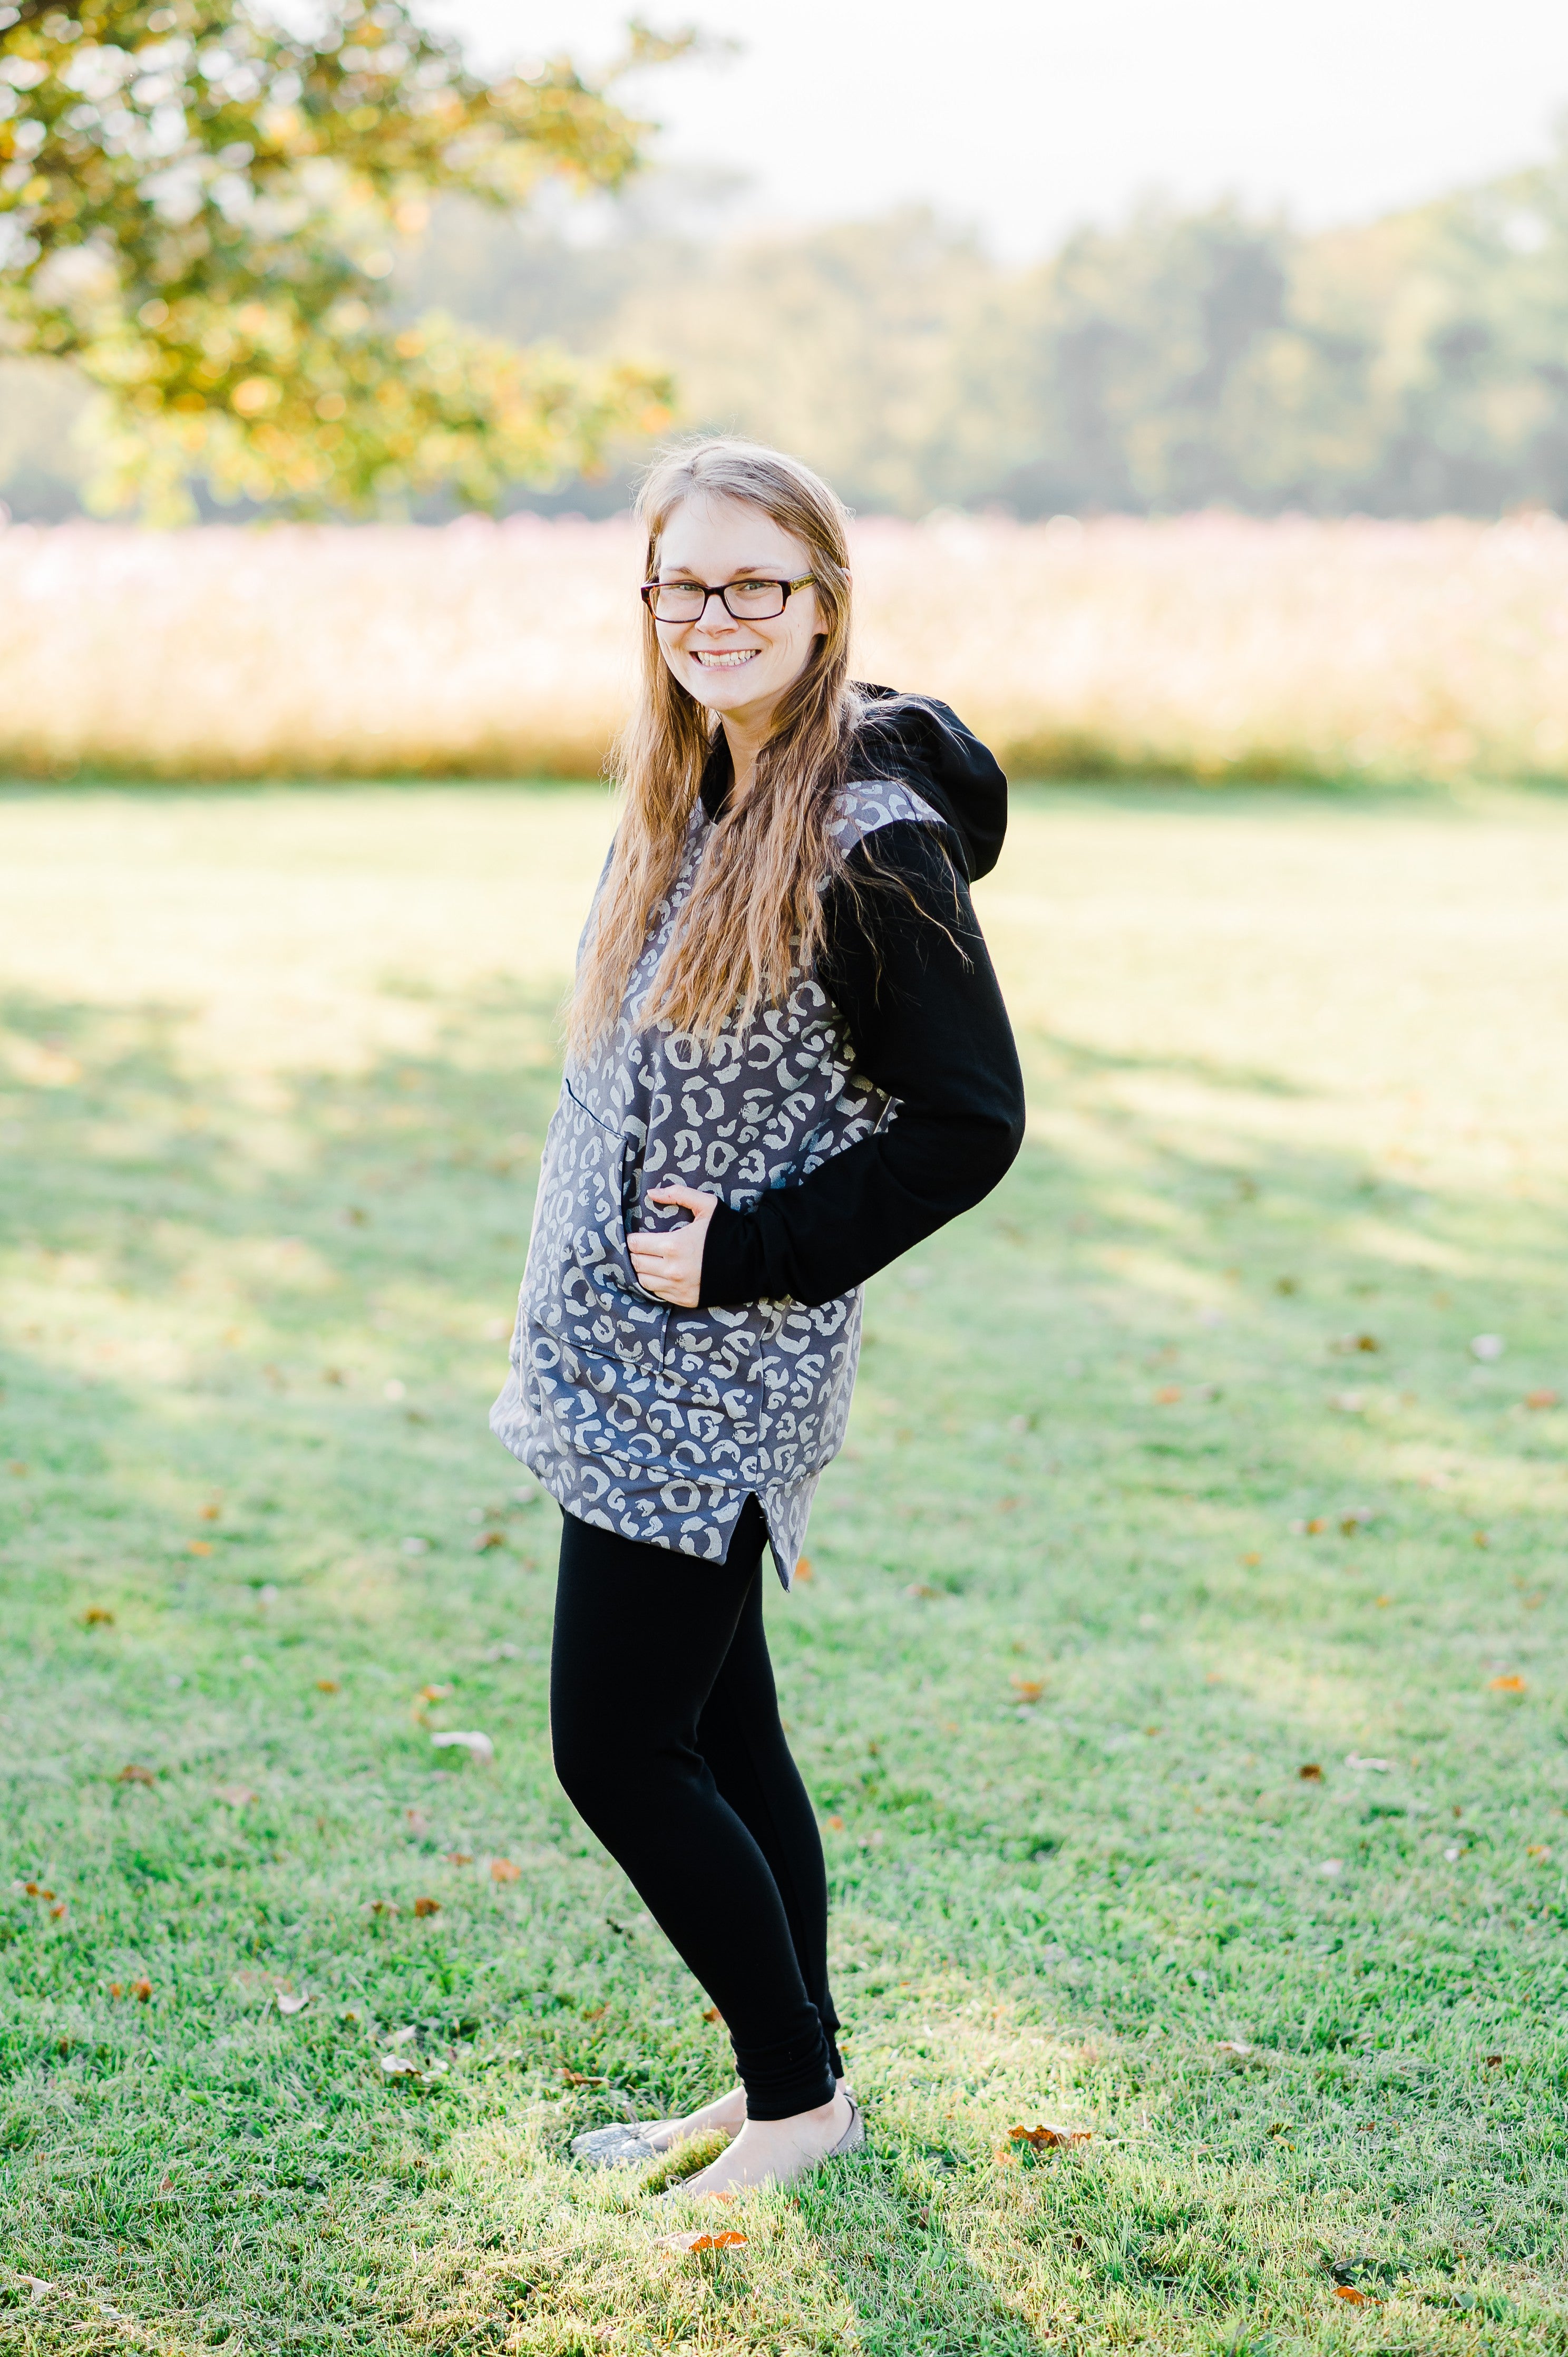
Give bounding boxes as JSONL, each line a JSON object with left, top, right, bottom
{"left": 656, "top": 494, "right": 809, "bottom": 569}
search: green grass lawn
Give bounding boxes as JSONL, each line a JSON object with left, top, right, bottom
{"left": 2, "top": 782, "right": 1567, "bottom": 2355}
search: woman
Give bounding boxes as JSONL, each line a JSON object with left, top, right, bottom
{"left": 491, "top": 438, "right": 1025, "bottom": 2197}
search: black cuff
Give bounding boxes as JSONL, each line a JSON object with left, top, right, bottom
{"left": 697, "top": 1200, "right": 768, "bottom": 1307}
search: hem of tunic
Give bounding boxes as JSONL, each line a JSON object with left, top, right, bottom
{"left": 490, "top": 1379, "right": 819, "bottom": 1590}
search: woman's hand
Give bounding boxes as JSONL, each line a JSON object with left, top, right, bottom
{"left": 628, "top": 1185, "right": 718, "bottom": 1307}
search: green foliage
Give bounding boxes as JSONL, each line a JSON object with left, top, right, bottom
{"left": 0, "top": 2, "right": 679, "bottom": 516}
{"left": 392, "top": 151, "right": 1568, "bottom": 520}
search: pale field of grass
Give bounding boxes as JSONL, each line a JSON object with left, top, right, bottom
{"left": 7, "top": 514, "right": 1568, "bottom": 783}
{"left": 2, "top": 783, "right": 1568, "bottom": 2353}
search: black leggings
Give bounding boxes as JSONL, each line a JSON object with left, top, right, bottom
{"left": 550, "top": 1497, "right": 843, "bottom": 2120}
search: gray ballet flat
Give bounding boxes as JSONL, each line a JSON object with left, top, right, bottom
{"left": 571, "top": 2124, "right": 661, "bottom": 2169}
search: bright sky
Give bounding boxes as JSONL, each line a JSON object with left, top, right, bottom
{"left": 429, "top": 0, "right": 1568, "bottom": 258}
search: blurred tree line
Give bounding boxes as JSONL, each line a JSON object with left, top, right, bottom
{"left": 391, "top": 144, "right": 1568, "bottom": 520}
{"left": 8, "top": 79, "right": 1568, "bottom": 519}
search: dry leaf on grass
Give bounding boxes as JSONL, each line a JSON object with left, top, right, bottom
{"left": 1153, "top": 1384, "right": 1182, "bottom": 1404}
{"left": 430, "top": 1730, "right": 494, "bottom": 1764}
{"left": 116, "top": 1764, "right": 156, "bottom": 1786}
{"left": 81, "top": 1606, "right": 114, "bottom": 1626}
{"left": 1010, "top": 2123, "right": 1092, "bottom": 2149}
{"left": 489, "top": 1857, "right": 521, "bottom": 1883}
{"left": 654, "top": 2229, "right": 747, "bottom": 2254}
{"left": 276, "top": 1991, "right": 310, "bottom": 2015}
{"left": 472, "top": 1529, "right": 505, "bottom": 1551}
{"left": 188, "top": 1540, "right": 213, "bottom": 1556}
{"left": 1489, "top": 1674, "right": 1526, "bottom": 1693}
{"left": 1299, "top": 1763, "right": 1323, "bottom": 1781}
{"left": 703, "top": 2005, "right": 723, "bottom": 2023}
{"left": 1485, "top": 2053, "right": 1504, "bottom": 2067}
{"left": 444, "top": 1850, "right": 473, "bottom": 1866}
{"left": 132, "top": 1978, "right": 152, "bottom": 2002}
{"left": 413, "top": 1897, "right": 441, "bottom": 1917}
{"left": 215, "top": 1784, "right": 258, "bottom": 1806}
{"left": 825, "top": 1815, "right": 844, "bottom": 1831}
{"left": 793, "top": 1556, "right": 813, "bottom": 1582}
{"left": 561, "top": 2067, "right": 604, "bottom": 2086}
{"left": 1010, "top": 1674, "right": 1045, "bottom": 1701}
{"left": 315, "top": 1679, "right": 340, "bottom": 1693}
{"left": 416, "top": 1683, "right": 453, "bottom": 1704}
{"left": 1333, "top": 2285, "right": 1378, "bottom": 2305}
{"left": 1527, "top": 1844, "right": 1552, "bottom": 1859}
{"left": 1526, "top": 1388, "right": 1560, "bottom": 1409}
{"left": 380, "top": 2053, "right": 447, "bottom": 2082}
{"left": 22, "top": 1882, "right": 55, "bottom": 1899}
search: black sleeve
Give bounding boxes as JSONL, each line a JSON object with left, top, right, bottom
{"left": 697, "top": 820, "right": 1026, "bottom": 1310}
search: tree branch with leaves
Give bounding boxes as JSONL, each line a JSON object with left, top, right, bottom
{"left": 0, "top": 1, "right": 685, "bottom": 516}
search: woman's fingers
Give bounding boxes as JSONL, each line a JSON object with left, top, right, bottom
{"left": 646, "top": 1184, "right": 717, "bottom": 1219}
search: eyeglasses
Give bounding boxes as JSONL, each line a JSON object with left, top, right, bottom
{"left": 640, "top": 574, "right": 816, "bottom": 623}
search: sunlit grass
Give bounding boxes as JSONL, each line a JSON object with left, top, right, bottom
{"left": 2, "top": 782, "right": 1567, "bottom": 2352}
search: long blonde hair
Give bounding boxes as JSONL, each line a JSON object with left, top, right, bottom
{"left": 568, "top": 437, "right": 861, "bottom": 1057}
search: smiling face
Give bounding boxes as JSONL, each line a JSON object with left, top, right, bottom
{"left": 649, "top": 493, "right": 823, "bottom": 732}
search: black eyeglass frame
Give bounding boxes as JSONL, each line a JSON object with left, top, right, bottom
{"left": 639, "top": 573, "right": 816, "bottom": 622}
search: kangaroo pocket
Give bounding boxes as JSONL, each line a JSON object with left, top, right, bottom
{"left": 525, "top": 1080, "right": 668, "bottom": 1375}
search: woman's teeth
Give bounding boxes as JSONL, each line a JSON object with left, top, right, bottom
{"left": 693, "top": 649, "right": 759, "bottom": 668}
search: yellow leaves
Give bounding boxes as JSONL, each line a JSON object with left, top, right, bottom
{"left": 412, "top": 1896, "right": 441, "bottom": 1917}
{"left": 489, "top": 1857, "right": 521, "bottom": 1883}
{"left": 116, "top": 1763, "right": 156, "bottom": 1787}
{"left": 108, "top": 1978, "right": 153, "bottom": 2003}
{"left": 1009, "top": 2122, "right": 1091, "bottom": 2149}
{"left": 1333, "top": 2284, "right": 1377, "bottom": 2305}
{"left": 1009, "top": 1675, "right": 1045, "bottom": 1703}
{"left": 1153, "top": 1384, "right": 1182, "bottom": 1404}
{"left": 654, "top": 2229, "right": 747, "bottom": 2254}
{"left": 1526, "top": 1388, "right": 1559, "bottom": 1409}
{"left": 1489, "top": 1673, "right": 1526, "bottom": 1693}
{"left": 315, "top": 1678, "right": 341, "bottom": 1693}
{"left": 793, "top": 1556, "right": 813, "bottom": 1581}
{"left": 81, "top": 1606, "right": 115, "bottom": 1626}
{"left": 188, "top": 1539, "right": 213, "bottom": 1556}
{"left": 1526, "top": 1843, "right": 1551, "bottom": 1860}
{"left": 230, "top": 376, "right": 279, "bottom": 416}
{"left": 444, "top": 1850, "right": 473, "bottom": 1867}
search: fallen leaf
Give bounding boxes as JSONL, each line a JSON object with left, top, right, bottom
{"left": 1010, "top": 1675, "right": 1045, "bottom": 1702}
{"left": 1527, "top": 1844, "right": 1552, "bottom": 1859}
{"left": 1153, "top": 1384, "right": 1182, "bottom": 1404}
{"left": 380, "top": 2052, "right": 447, "bottom": 2081}
{"left": 561, "top": 2067, "right": 604, "bottom": 2086}
{"left": 199, "top": 1501, "right": 221, "bottom": 1521}
{"left": 703, "top": 2005, "right": 723, "bottom": 2023}
{"left": 416, "top": 1683, "right": 453, "bottom": 1704}
{"left": 108, "top": 1982, "right": 123, "bottom": 1997}
{"left": 50, "top": 1902, "right": 66, "bottom": 1918}
{"left": 1241, "top": 1551, "right": 1261, "bottom": 1567}
{"left": 431, "top": 1730, "right": 494, "bottom": 1764}
{"left": 276, "top": 1991, "right": 310, "bottom": 2015}
{"left": 156, "top": 2172, "right": 174, "bottom": 2194}
{"left": 825, "top": 1815, "right": 844, "bottom": 1831}
{"left": 472, "top": 1529, "right": 505, "bottom": 1552}
{"left": 1526, "top": 1388, "right": 1560, "bottom": 1409}
{"left": 1489, "top": 1674, "right": 1526, "bottom": 1693}
{"left": 1485, "top": 2053, "right": 1503, "bottom": 2067}
{"left": 489, "top": 1857, "right": 521, "bottom": 1883}
{"left": 315, "top": 1678, "right": 340, "bottom": 1693}
{"left": 81, "top": 1606, "right": 115, "bottom": 1626}
{"left": 1010, "top": 2123, "right": 1092, "bottom": 2149}
{"left": 132, "top": 1978, "right": 152, "bottom": 2002}
{"left": 23, "top": 1882, "right": 54, "bottom": 1898}
{"left": 793, "top": 1556, "right": 813, "bottom": 1581}
{"left": 413, "top": 1896, "right": 441, "bottom": 1917}
{"left": 1473, "top": 1530, "right": 1489, "bottom": 1548}
{"left": 370, "top": 1900, "right": 399, "bottom": 1916}
{"left": 188, "top": 1540, "right": 213, "bottom": 1556}
{"left": 906, "top": 1582, "right": 938, "bottom": 1597}
{"left": 116, "top": 1763, "right": 156, "bottom": 1786}
{"left": 444, "top": 1850, "right": 473, "bottom": 1866}
{"left": 404, "top": 1807, "right": 431, "bottom": 1834}
{"left": 215, "top": 1784, "right": 259, "bottom": 1806}
{"left": 655, "top": 2229, "right": 748, "bottom": 2253}
{"left": 1333, "top": 2285, "right": 1378, "bottom": 2306}
{"left": 1298, "top": 1763, "right": 1323, "bottom": 1781}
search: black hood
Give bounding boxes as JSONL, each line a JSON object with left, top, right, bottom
{"left": 849, "top": 684, "right": 1008, "bottom": 881}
